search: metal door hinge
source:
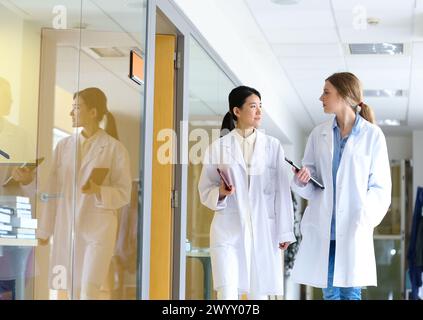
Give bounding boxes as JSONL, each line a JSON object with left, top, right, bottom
{"left": 171, "top": 189, "right": 179, "bottom": 208}
{"left": 174, "top": 51, "right": 181, "bottom": 69}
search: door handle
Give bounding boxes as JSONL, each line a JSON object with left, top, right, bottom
{"left": 39, "top": 192, "right": 63, "bottom": 202}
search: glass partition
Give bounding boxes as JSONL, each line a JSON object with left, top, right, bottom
{"left": 0, "top": 0, "right": 147, "bottom": 300}
{"left": 185, "top": 37, "right": 235, "bottom": 300}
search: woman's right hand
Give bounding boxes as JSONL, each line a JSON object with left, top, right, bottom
{"left": 293, "top": 166, "right": 311, "bottom": 187}
{"left": 218, "top": 181, "right": 235, "bottom": 200}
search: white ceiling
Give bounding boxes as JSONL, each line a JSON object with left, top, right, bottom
{"left": 244, "top": 0, "right": 423, "bottom": 134}
{"left": 2, "top": 0, "right": 231, "bottom": 124}
{"left": 1, "top": 0, "right": 146, "bottom": 117}
{"left": 4, "top": 0, "right": 423, "bottom": 136}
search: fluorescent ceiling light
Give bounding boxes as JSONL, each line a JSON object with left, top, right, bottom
{"left": 349, "top": 43, "right": 403, "bottom": 55}
{"left": 190, "top": 120, "right": 221, "bottom": 127}
{"left": 377, "top": 119, "right": 401, "bottom": 126}
{"left": 363, "top": 89, "right": 406, "bottom": 97}
{"left": 89, "top": 47, "right": 126, "bottom": 58}
{"left": 271, "top": 0, "right": 300, "bottom": 4}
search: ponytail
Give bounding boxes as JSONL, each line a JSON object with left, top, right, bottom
{"left": 220, "top": 111, "right": 235, "bottom": 137}
{"left": 358, "top": 102, "right": 375, "bottom": 124}
{"left": 74, "top": 87, "right": 120, "bottom": 140}
{"left": 105, "top": 111, "right": 119, "bottom": 140}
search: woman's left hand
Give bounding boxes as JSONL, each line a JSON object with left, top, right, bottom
{"left": 279, "top": 242, "right": 290, "bottom": 250}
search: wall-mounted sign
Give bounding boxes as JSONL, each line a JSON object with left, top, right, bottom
{"left": 129, "top": 50, "right": 144, "bottom": 85}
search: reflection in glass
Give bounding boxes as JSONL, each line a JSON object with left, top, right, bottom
{"left": 364, "top": 239, "right": 402, "bottom": 300}
{"left": 0, "top": 0, "right": 147, "bottom": 300}
{"left": 186, "top": 38, "right": 235, "bottom": 299}
{"left": 375, "top": 165, "right": 401, "bottom": 235}
{"left": 0, "top": 77, "right": 36, "bottom": 300}
{"left": 37, "top": 87, "right": 132, "bottom": 299}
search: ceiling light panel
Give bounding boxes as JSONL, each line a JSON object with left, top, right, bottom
{"left": 363, "top": 89, "right": 407, "bottom": 97}
{"left": 349, "top": 43, "right": 403, "bottom": 55}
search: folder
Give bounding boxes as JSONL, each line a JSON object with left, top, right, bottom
{"left": 82, "top": 167, "right": 109, "bottom": 191}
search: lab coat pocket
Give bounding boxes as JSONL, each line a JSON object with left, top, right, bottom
{"left": 351, "top": 154, "right": 371, "bottom": 189}
{"left": 357, "top": 207, "right": 376, "bottom": 229}
{"left": 263, "top": 167, "right": 277, "bottom": 195}
{"left": 299, "top": 206, "right": 310, "bottom": 235}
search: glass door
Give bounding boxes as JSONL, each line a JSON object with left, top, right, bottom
{"left": 185, "top": 37, "right": 236, "bottom": 300}
{"left": 0, "top": 0, "right": 148, "bottom": 300}
{"left": 364, "top": 160, "right": 407, "bottom": 300}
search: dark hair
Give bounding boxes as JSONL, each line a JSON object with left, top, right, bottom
{"left": 220, "top": 85, "right": 261, "bottom": 135}
{"left": 73, "top": 87, "right": 119, "bottom": 139}
{"left": 326, "top": 72, "right": 375, "bottom": 124}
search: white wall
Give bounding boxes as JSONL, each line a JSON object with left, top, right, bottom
{"left": 413, "top": 130, "right": 423, "bottom": 203}
{"left": 386, "top": 135, "right": 412, "bottom": 161}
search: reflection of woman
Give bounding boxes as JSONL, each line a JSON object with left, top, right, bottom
{"left": 291, "top": 72, "right": 391, "bottom": 300}
{"left": 198, "top": 86, "right": 295, "bottom": 300}
{"left": 37, "top": 87, "right": 131, "bottom": 299}
{"left": 0, "top": 77, "right": 36, "bottom": 300}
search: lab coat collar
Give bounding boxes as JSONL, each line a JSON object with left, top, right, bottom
{"left": 248, "top": 129, "right": 266, "bottom": 177}
{"left": 221, "top": 129, "right": 264, "bottom": 173}
{"left": 79, "top": 129, "right": 108, "bottom": 171}
{"left": 321, "top": 121, "right": 334, "bottom": 159}
{"left": 332, "top": 112, "right": 362, "bottom": 136}
{"left": 221, "top": 129, "right": 247, "bottom": 172}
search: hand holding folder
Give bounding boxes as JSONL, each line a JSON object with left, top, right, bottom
{"left": 81, "top": 168, "right": 109, "bottom": 193}
{"left": 217, "top": 168, "right": 232, "bottom": 191}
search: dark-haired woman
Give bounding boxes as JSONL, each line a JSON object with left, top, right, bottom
{"left": 198, "top": 86, "right": 295, "bottom": 300}
{"left": 291, "top": 72, "right": 391, "bottom": 300}
{"left": 37, "top": 87, "right": 131, "bottom": 299}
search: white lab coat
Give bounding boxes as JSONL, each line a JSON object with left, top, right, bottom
{"left": 291, "top": 118, "right": 391, "bottom": 288}
{"left": 37, "top": 129, "right": 131, "bottom": 298}
{"left": 198, "top": 129, "right": 296, "bottom": 295}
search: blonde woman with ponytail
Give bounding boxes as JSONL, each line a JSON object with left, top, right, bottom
{"left": 37, "top": 87, "right": 131, "bottom": 299}
{"left": 290, "top": 72, "right": 391, "bottom": 300}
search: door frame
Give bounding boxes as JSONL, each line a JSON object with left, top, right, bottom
{"left": 140, "top": 0, "right": 240, "bottom": 299}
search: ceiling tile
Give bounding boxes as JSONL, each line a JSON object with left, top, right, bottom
{"left": 348, "top": 68, "right": 410, "bottom": 89}
{"left": 346, "top": 55, "right": 411, "bottom": 69}
{"left": 279, "top": 56, "right": 346, "bottom": 70}
{"left": 272, "top": 43, "right": 343, "bottom": 57}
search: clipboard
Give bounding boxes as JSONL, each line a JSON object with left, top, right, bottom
{"left": 284, "top": 157, "right": 325, "bottom": 190}
{"left": 82, "top": 167, "right": 109, "bottom": 191}
{"left": 2, "top": 157, "right": 45, "bottom": 187}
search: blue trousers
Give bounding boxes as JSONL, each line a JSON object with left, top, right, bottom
{"left": 322, "top": 241, "right": 361, "bottom": 300}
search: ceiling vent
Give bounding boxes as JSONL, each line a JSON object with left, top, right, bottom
{"left": 363, "top": 89, "right": 407, "bottom": 97}
{"left": 349, "top": 43, "right": 403, "bottom": 55}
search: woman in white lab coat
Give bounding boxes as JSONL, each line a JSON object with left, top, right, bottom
{"left": 37, "top": 87, "right": 131, "bottom": 299}
{"left": 198, "top": 86, "right": 296, "bottom": 300}
{"left": 291, "top": 72, "right": 391, "bottom": 300}
{"left": 0, "top": 77, "right": 36, "bottom": 300}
